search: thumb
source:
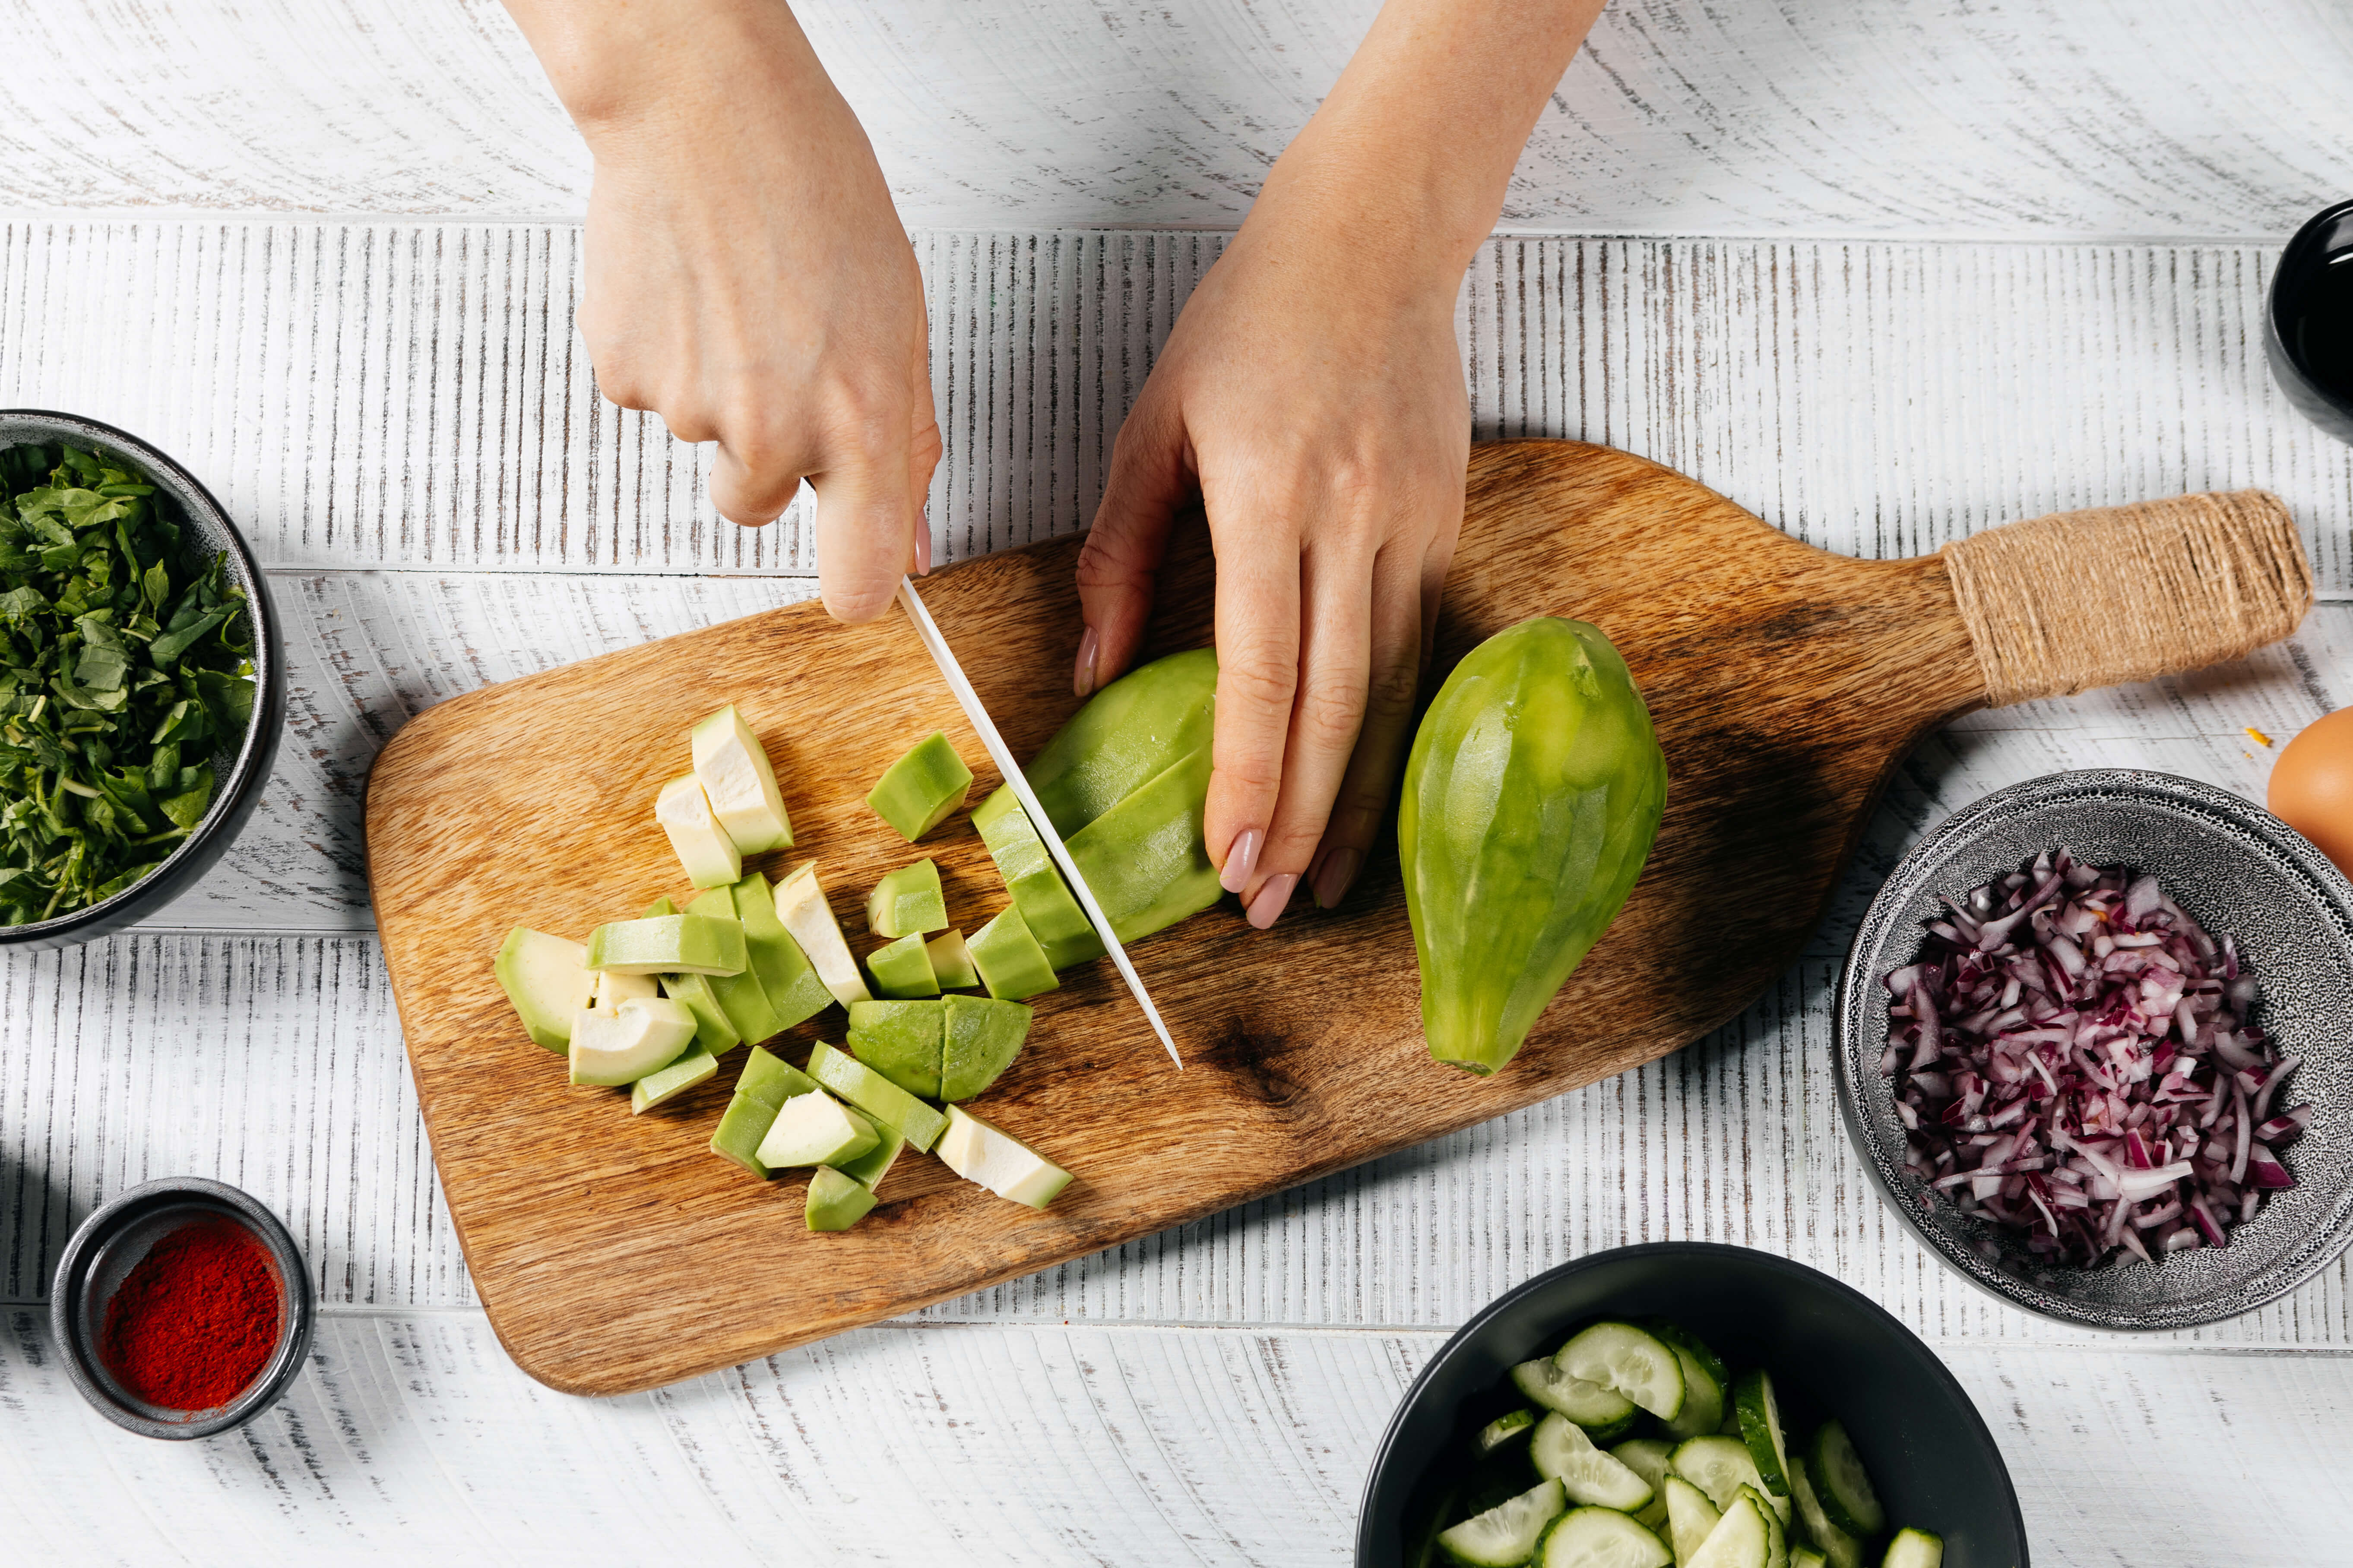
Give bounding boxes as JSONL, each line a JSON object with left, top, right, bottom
{"left": 811, "top": 436, "right": 919, "bottom": 625}
{"left": 1075, "top": 400, "right": 1188, "bottom": 695}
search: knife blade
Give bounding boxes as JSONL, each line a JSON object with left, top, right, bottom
{"left": 896, "top": 576, "right": 1182, "bottom": 1069}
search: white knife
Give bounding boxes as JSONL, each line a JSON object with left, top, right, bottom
{"left": 896, "top": 576, "right": 1182, "bottom": 1069}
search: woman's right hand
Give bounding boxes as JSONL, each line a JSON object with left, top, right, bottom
{"left": 505, "top": 0, "right": 941, "bottom": 623}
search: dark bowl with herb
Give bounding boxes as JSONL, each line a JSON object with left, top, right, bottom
{"left": 0, "top": 410, "right": 282, "bottom": 948}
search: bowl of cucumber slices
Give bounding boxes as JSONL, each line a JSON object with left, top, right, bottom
{"left": 1358, "top": 1243, "right": 2026, "bottom": 1568}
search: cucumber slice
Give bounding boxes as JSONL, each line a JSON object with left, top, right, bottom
{"left": 1557, "top": 1322, "right": 1686, "bottom": 1420}
{"left": 1787, "top": 1456, "right": 1866, "bottom": 1568}
{"left": 1791, "top": 1550, "right": 1827, "bottom": 1568}
{"left": 1536, "top": 1507, "right": 1673, "bottom": 1568}
{"left": 1731, "top": 1486, "right": 1787, "bottom": 1568}
{"left": 1663, "top": 1475, "right": 1720, "bottom": 1566}
{"left": 1730, "top": 1370, "right": 1792, "bottom": 1497}
{"left": 1610, "top": 1439, "right": 1674, "bottom": 1532}
{"left": 1531, "top": 1413, "right": 1656, "bottom": 1512}
{"left": 1658, "top": 1340, "right": 1727, "bottom": 1442}
{"left": 1806, "top": 1422, "right": 1886, "bottom": 1539}
{"left": 1477, "top": 1408, "right": 1539, "bottom": 1457}
{"left": 1668, "top": 1437, "right": 1790, "bottom": 1527}
{"left": 1514, "top": 1357, "right": 1639, "bottom": 1426}
{"left": 1644, "top": 1321, "right": 1730, "bottom": 1393}
{"left": 1438, "top": 1477, "right": 1568, "bottom": 1568}
{"left": 1878, "top": 1530, "right": 1941, "bottom": 1568}
{"left": 1683, "top": 1492, "right": 1770, "bottom": 1568}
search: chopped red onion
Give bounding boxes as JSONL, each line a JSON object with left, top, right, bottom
{"left": 1883, "top": 849, "right": 2303, "bottom": 1266}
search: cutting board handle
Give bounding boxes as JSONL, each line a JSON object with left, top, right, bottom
{"left": 1941, "top": 490, "right": 2312, "bottom": 707}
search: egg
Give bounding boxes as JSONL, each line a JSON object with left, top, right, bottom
{"left": 2269, "top": 706, "right": 2353, "bottom": 875}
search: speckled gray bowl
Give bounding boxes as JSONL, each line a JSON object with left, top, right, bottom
{"left": 1834, "top": 769, "right": 2353, "bottom": 1330}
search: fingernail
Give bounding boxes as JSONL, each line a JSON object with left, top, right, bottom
{"left": 1219, "top": 826, "right": 1263, "bottom": 894}
{"left": 1073, "top": 625, "right": 1099, "bottom": 698}
{"left": 1247, "top": 873, "right": 1298, "bottom": 930}
{"left": 1311, "top": 846, "right": 1361, "bottom": 910}
{"left": 915, "top": 527, "right": 933, "bottom": 576}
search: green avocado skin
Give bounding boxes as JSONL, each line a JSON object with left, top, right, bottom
{"left": 1025, "top": 647, "right": 1216, "bottom": 839}
{"left": 1400, "top": 617, "right": 1666, "bottom": 1075}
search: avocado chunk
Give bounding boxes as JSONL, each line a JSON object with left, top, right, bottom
{"left": 569, "top": 996, "right": 698, "bottom": 1087}
{"left": 731, "top": 871, "right": 834, "bottom": 1030}
{"left": 1065, "top": 744, "right": 1221, "bottom": 944}
{"left": 586, "top": 913, "right": 747, "bottom": 977}
{"left": 972, "top": 788, "right": 1103, "bottom": 970}
{"left": 495, "top": 926, "right": 589, "bottom": 1052}
{"left": 866, "top": 932, "right": 941, "bottom": 999}
{"left": 937, "top": 1105, "right": 1073, "bottom": 1209}
{"left": 655, "top": 772, "right": 743, "bottom": 889}
{"left": 941, "top": 994, "right": 1033, "bottom": 1101}
{"left": 805, "top": 1165, "right": 878, "bottom": 1232}
{"left": 926, "top": 928, "right": 979, "bottom": 989}
{"left": 846, "top": 999, "right": 947, "bottom": 1099}
{"left": 773, "top": 861, "right": 872, "bottom": 1007}
{"left": 866, "top": 731, "right": 973, "bottom": 842}
{"left": 708, "top": 1046, "right": 820, "bottom": 1176}
{"left": 658, "top": 971, "right": 742, "bottom": 1055}
{"left": 969, "top": 905, "right": 1059, "bottom": 1001}
{"left": 836, "top": 1125, "right": 906, "bottom": 1190}
{"left": 806, "top": 1040, "right": 947, "bottom": 1151}
{"left": 866, "top": 858, "right": 949, "bottom": 939}
{"left": 685, "top": 887, "right": 788, "bottom": 1045}
{"left": 630, "top": 1046, "right": 719, "bottom": 1112}
{"left": 756, "top": 1090, "right": 879, "bottom": 1169}
{"left": 690, "top": 703, "right": 794, "bottom": 855}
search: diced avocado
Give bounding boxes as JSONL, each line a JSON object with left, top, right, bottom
{"left": 936, "top": 1105, "right": 1072, "bottom": 1209}
{"left": 655, "top": 772, "right": 743, "bottom": 889}
{"left": 691, "top": 703, "right": 793, "bottom": 855}
{"left": 772, "top": 861, "right": 871, "bottom": 1007}
{"left": 806, "top": 1040, "right": 948, "bottom": 1151}
{"left": 926, "top": 928, "right": 979, "bottom": 989}
{"left": 630, "top": 1046, "right": 718, "bottom": 1112}
{"left": 972, "top": 788, "right": 1103, "bottom": 970}
{"left": 866, "top": 858, "right": 949, "bottom": 939}
{"left": 866, "top": 932, "right": 941, "bottom": 999}
{"left": 836, "top": 1125, "right": 906, "bottom": 1190}
{"left": 707, "top": 1046, "right": 819, "bottom": 1176}
{"left": 805, "top": 1166, "right": 878, "bottom": 1232}
{"left": 969, "top": 906, "right": 1059, "bottom": 1001}
{"left": 866, "top": 731, "right": 973, "bottom": 842}
{"left": 658, "top": 971, "right": 742, "bottom": 1054}
{"left": 756, "top": 1091, "right": 879, "bottom": 1168}
{"left": 640, "top": 896, "right": 678, "bottom": 918}
{"left": 846, "top": 999, "right": 947, "bottom": 1099}
{"left": 586, "top": 914, "right": 747, "bottom": 977}
{"left": 688, "top": 887, "right": 788, "bottom": 1045}
{"left": 941, "top": 994, "right": 1032, "bottom": 1101}
{"left": 495, "top": 927, "right": 589, "bottom": 1052}
{"left": 569, "top": 996, "right": 698, "bottom": 1087}
{"left": 1065, "top": 744, "right": 1220, "bottom": 945}
{"left": 731, "top": 872, "right": 833, "bottom": 1030}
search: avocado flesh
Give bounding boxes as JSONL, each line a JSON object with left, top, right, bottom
{"left": 586, "top": 913, "right": 747, "bottom": 977}
{"left": 972, "top": 788, "right": 1102, "bottom": 970}
{"left": 690, "top": 703, "right": 793, "bottom": 854}
{"left": 1065, "top": 745, "right": 1222, "bottom": 944}
{"left": 836, "top": 1125, "right": 906, "bottom": 1190}
{"left": 1023, "top": 646, "right": 1216, "bottom": 838}
{"left": 865, "top": 858, "right": 949, "bottom": 939}
{"left": 630, "top": 1047, "right": 718, "bottom": 1112}
{"left": 756, "top": 1091, "right": 878, "bottom": 1169}
{"left": 846, "top": 999, "right": 946, "bottom": 1099}
{"left": 686, "top": 887, "right": 787, "bottom": 1044}
{"left": 866, "top": 933, "right": 940, "bottom": 999}
{"left": 941, "top": 994, "right": 1033, "bottom": 1101}
{"left": 658, "top": 971, "right": 742, "bottom": 1055}
{"left": 969, "top": 906, "right": 1059, "bottom": 1002}
{"left": 569, "top": 997, "right": 697, "bottom": 1087}
{"left": 937, "top": 1105, "right": 1073, "bottom": 1209}
{"left": 865, "top": 731, "right": 974, "bottom": 842}
{"left": 773, "top": 861, "right": 872, "bottom": 1007}
{"left": 730, "top": 872, "right": 833, "bottom": 1030}
{"left": 926, "top": 928, "right": 979, "bottom": 989}
{"left": 656, "top": 772, "right": 744, "bottom": 889}
{"left": 804, "top": 1166, "right": 878, "bottom": 1232}
{"left": 807, "top": 1040, "right": 947, "bottom": 1151}
{"left": 495, "top": 927, "right": 589, "bottom": 1052}
{"left": 708, "top": 1046, "right": 819, "bottom": 1176}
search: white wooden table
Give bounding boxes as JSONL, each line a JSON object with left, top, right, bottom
{"left": 3, "top": 3, "right": 2352, "bottom": 1562}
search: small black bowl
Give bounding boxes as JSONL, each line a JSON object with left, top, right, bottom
{"left": 0, "top": 410, "right": 285, "bottom": 948}
{"left": 51, "top": 1176, "right": 315, "bottom": 1439}
{"left": 1357, "top": 1243, "right": 2026, "bottom": 1568}
{"left": 2265, "top": 198, "right": 2353, "bottom": 446}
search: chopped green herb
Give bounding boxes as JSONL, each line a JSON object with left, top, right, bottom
{"left": 0, "top": 443, "right": 254, "bottom": 925}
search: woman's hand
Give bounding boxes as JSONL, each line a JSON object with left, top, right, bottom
{"left": 504, "top": 0, "right": 939, "bottom": 623}
{"left": 1076, "top": 0, "right": 1606, "bottom": 926}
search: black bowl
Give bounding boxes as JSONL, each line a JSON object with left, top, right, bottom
{"left": 1357, "top": 1243, "right": 2026, "bottom": 1568}
{"left": 50, "top": 1176, "right": 316, "bottom": 1439}
{"left": 2265, "top": 197, "right": 2353, "bottom": 447}
{"left": 0, "top": 409, "right": 284, "bottom": 948}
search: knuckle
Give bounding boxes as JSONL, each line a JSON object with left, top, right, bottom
{"left": 1295, "top": 681, "right": 1368, "bottom": 755}
{"left": 1220, "top": 653, "right": 1297, "bottom": 715}
{"left": 1366, "top": 653, "right": 1422, "bottom": 715}
{"left": 1213, "top": 752, "right": 1285, "bottom": 799}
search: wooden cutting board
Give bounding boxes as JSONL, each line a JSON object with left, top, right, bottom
{"left": 364, "top": 440, "right": 2308, "bottom": 1396}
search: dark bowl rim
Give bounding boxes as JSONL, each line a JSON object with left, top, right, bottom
{"left": 48, "top": 1175, "right": 316, "bottom": 1440}
{"left": 1352, "top": 1240, "right": 2026, "bottom": 1565}
{"left": 0, "top": 408, "right": 283, "bottom": 946}
{"left": 2266, "top": 196, "right": 2353, "bottom": 355}
{"left": 1831, "top": 767, "right": 2353, "bottom": 1330}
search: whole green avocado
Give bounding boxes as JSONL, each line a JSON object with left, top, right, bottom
{"left": 1399, "top": 616, "right": 1666, "bottom": 1074}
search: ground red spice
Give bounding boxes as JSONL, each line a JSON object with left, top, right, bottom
{"left": 99, "top": 1216, "right": 282, "bottom": 1410}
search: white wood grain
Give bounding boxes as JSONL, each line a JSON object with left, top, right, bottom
{"left": 6, "top": 1, "right": 2353, "bottom": 241}
{"left": 0, "top": 1312, "right": 2344, "bottom": 1565}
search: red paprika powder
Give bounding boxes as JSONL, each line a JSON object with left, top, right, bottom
{"left": 99, "top": 1216, "right": 282, "bottom": 1410}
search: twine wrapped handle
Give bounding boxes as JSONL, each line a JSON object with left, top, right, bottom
{"left": 1941, "top": 490, "right": 2313, "bottom": 708}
